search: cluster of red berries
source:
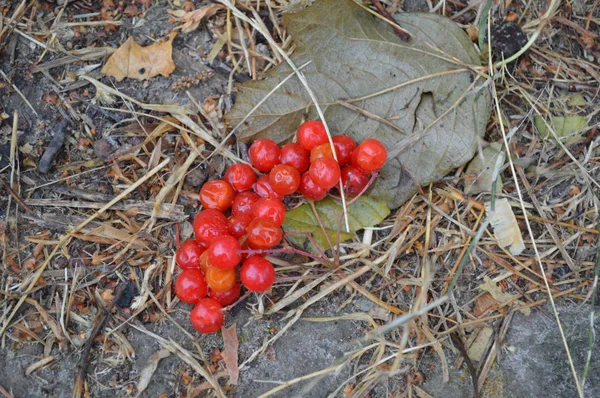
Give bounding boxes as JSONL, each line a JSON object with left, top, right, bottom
{"left": 174, "top": 120, "right": 387, "bottom": 334}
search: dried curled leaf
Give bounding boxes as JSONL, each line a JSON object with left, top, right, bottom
{"left": 137, "top": 348, "right": 171, "bottom": 394}
{"left": 221, "top": 324, "right": 239, "bottom": 385}
{"left": 485, "top": 198, "right": 525, "bottom": 255}
{"left": 101, "top": 32, "right": 177, "bottom": 81}
{"left": 168, "top": 5, "right": 221, "bottom": 33}
{"left": 465, "top": 142, "right": 504, "bottom": 194}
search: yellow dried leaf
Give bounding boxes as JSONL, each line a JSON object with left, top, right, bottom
{"left": 168, "top": 5, "right": 221, "bottom": 33}
{"left": 101, "top": 32, "right": 177, "bottom": 81}
{"left": 478, "top": 276, "right": 516, "bottom": 305}
{"left": 485, "top": 198, "right": 525, "bottom": 255}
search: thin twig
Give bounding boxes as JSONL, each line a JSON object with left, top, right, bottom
{"left": 368, "top": 0, "right": 411, "bottom": 40}
{"left": 0, "top": 173, "right": 32, "bottom": 213}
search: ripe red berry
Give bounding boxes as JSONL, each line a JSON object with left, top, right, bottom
{"left": 240, "top": 255, "right": 276, "bottom": 292}
{"left": 224, "top": 163, "right": 256, "bottom": 192}
{"left": 309, "top": 143, "right": 334, "bottom": 163}
{"left": 280, "top": 143, "right": 310, "bottom": 173}
{"left": 231, "top": 191, "right": 260, "bottom": 217}
{"left": 209, "top": 282, "right": 241, "bottom": 306}
{"left": 246, "top": 217, "right": 282, "bottom": 250}
{"left": 176, "top": 240, "right": 204, "bottom": 269}
{"left": 253, "top": 198, "right": 286, "bottom": 226}
{"left": 199, "top": 250, "right": 211, "bottom": 273}
{"left": 199, "top": 180, "right": 235, "bottom": 211}
{"left": 227, "top": 214, "right": 252, "bottom": 239}
{"left": 193, "top": 211, "right": 228, "bottom": 245}
{"left": 269, "top": 164, "right": 301, "bottom": 195}
{"left": 341, "top": 165, "right": 369, "bottom": 196}
{"left": 309, "top": 156, "right": 341, "bottom": 190}
{"left": 332, "top": 135, "right": 357, "bottom": 165}
{"left": 190, "top": 298, "right": 224, "bottom": 334}
{"left": 248, "top": 139, "right": 281, "bottom": 172}
{"left": 205, "top": 266, "right": 236, "bottom": 293}
{"left": 207, "top": 235, "right": 241, "bottom": 270}
{"left": 351, "top": 139, "right": 387, "bottom": 172}
{"left": 175, "top": 269, "right": 208, "bottom": 304}
{"left": 297, "top": 120, "right": 328, "bottom": 151}
{"left": 299, "top": 172, "right": 328, "bottom": 201}
{"left": 254, "top": 174, "right": 284, "bottom": 201}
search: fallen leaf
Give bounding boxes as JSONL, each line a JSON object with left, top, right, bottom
{"left": 101, "top": 32, "right": 177, "bottom": 81}
{"left": 485, "top": 198, "right": 525, "bottom": 255}
{"left": 221, "top": 324, "right": 239, "bottom": 385}
{"left": 534, "top": 115, "right": 588, "bottom": 142}
{"left": 137, "top": 348, "right": 171, "bottom": 394}
{"left": 168, "top": 5, "right": 221, "bottom": 33}
{"left": 465, "top": 142, "right": 504, "bottom": 194}
{"left": 225, "top": 0, "right": 490, "bottom": 209}
{"left": 283, "top": 196, "right": 390, "bottom": 251}
{"left": 566, "top": 93, "right": 586, "bottom": 107}
{"left": 478, "top": 276, "right": 517, "bottom": 305}
{"left": 466, "top": 326, "right": 494, "bottom": 361}
{"left": 473, "top": 292, "right": 496, "bottom": 317}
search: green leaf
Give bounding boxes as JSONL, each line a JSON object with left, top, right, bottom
{"left": 534, "top": 115, "right": 588, "bottom": 141}
{"left": 566, "top": 93, "right": 586, "bottom": 107}
{"left": 225, "top": 0, "right": 491, "bottom": 210}
{"left": 283, "top": 196, "right": 390, "bottom": 251}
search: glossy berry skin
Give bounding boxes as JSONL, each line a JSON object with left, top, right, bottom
{"left": 176, "top": 240, "right": 204, "bottom": 269}
{"left": 309, "top": 143, "right": 334, "bottom": 163}
{"left": 227, "top": 214, "right": 252, "bottom": 239}
{"left": 231, "top": 191, "right": 260, "bottom": 217}
{"left": 351, "top": 139, "right": 387, "bottom": 172}
{"left": 248, "top": 139, "right": 281, "bottom": 172}
{"left": 209, "top": 282, "right": 241, "bottom": 306}
{"left": 253, "top": 198, "right": 286, "bottom": 226}
{"left": 190, "top": 298, "right": 224, "bottom": 334}
{"left": 280, "top": 143, "right": 310, "bottom": 173}
{"left": 224, "top": 164, "right": 256, "bottom": 192}
{"left": 332, "top": 135, "right": 357, "bottom": 165}
{"left": 309, "top": 156, "right": 341, "bottom": 190}
{"left": 199, "top": 250, "right": 211, "bottom": 273}
{"left": 199, "top": 180, "right": 235, "bottom": 211}
{"left": 240, "top": 256, "right": 276, "bottom": 292}
{"left": 299, "top": 172, "right": 328, "bottom": 201}
{"left": 193, "top": 211, "right": 228, "bottom": 245}
{"left": 246, "top": 218, "right": 282, "bottom": 250}
{"left": 175, "top": 269, "right": 208, "bottom": 304}
{"left": 254, "top": 174, "right": 284, "bottom": 201}
{"left": 269, "top": 164, "right": 301, "bottom": 195}
{"left": 207, "top": 235, "right": 241, "bottom": 270}
{"left": 341, "top": 165, "right": 369, "bottom": 196}
{"left": 205, "top": 266, "right": 237, "bottom": 293}
{"left": 297, "top": 120, "right": 328, "bottom": 151}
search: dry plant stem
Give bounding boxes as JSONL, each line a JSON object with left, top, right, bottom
{"left": 581, "top": 224, "right": 600, "bottom": 385}
{"left": 450, "top": 332, "right": 479, "bottom": 398}
{"left": 368, "top": 0, "right": 411, "bottom": 40}
{"left": 0, "top": 383, "right": 13, "bottom": 398}
{"left": 0, "top": 70, "right": 38, "bottom": 116}
{"left": 0, "top": 174, "right": 31, "bottom": 213}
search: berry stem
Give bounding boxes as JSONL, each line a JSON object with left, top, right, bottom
{"left": 239, "top": 245, "right": 334, "bottom": 267}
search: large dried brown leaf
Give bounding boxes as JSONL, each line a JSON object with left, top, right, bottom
{"left": 168, "top": 5, "right": 221, "bottom": 33}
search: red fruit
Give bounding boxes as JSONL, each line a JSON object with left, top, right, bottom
{"left": 176, "top": 240, "right": 204, "bottom": 269}
{"left": 332, "top": 135, "right": 356, "bottom": 165}
{"left": 231, "top": 191, "right": 260, "bottom": 217}
{"left": 309, "top": 157, "right": 341, "bottom": 190}
{"left": 224, "top": 163, "right": 256, "bottom": 192}
{"left": 253, "top": 198, "right": 286, "bottom": 226}
{"left": 280, "top": 143, "right": 310, "bottom": 173}
{"left": 193, "top": 211, "right": 228, "bottom": 245}
{"left": 248, "top": 139, "right": 281, "bottom": 172}
{"left": 209, "top": 282, "right": 241, "bottom": 306}
{"left": 351, "top": 139, "right": 387, "bottom": 172}
{"left": 199, "top": 250, "right": 211, "bottom": 273}
{"left": 246, "top": 218, "right": 282, "bottom": 250}
{"left": 207, "top": 235, "right": 241, "bottom": 270}
{"left": 227, "top": 214, "right": 252, "bottom": 239}
{"left": 199, "top": 180, "right": 235, "bottom": 211}
{"left": 309, "top": 143, "right": 334, "bottom": 163}
{"left": 254, "top": 174, "right": 284, "bottom": 201}
{"left": 190, "top": 298, "right": 224, "bottom": 334}
{"left": 269, "top": 164, "right": 301, "bottom": 195}
{"left": 299, "top": 172, "right": 328, "bottom": 201}
{"left": 205, "top": 266, "right": 236, "bottom": 293}
{"left": 341, "top": 165, "right": 369, "bottom": 196}
{"left": 175, "top": 269, "right": 208, "bottom": 304}
{"left": 297, "top": 120, "right": 328, "bottom": 151}
{"left": 240, "top": 255, "right": 276, "bottom": 292}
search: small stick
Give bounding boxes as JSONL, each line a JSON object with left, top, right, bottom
{"left": 0, "top": 175, "right": 33, "bottom": 213}
{"left": 0, "top": 382, "right": 14, "bottom": 398}
{"left": 369, "top": 0, "right": 411, "bottom": 41}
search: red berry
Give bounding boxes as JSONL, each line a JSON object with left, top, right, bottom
{"left": 199, "top": 180, "right": 235, "bottom": 211}
{"left": 309, "top": 143, "right": 334, "bottom": 163}
{"left": 309, "top": 157, "right": 341, "bottom": 190}
{"left": 297, "top": 120, "right": 328, "bottom": 151}
{"left": 207, "top": 235, "right": 241, "bottom": 270}
{"left": 227, "top": 214, "right": 252, "bottom": 239}
{"left": 231, "top": 191, "right": 260, "bottom": 217}
{"left": 299, "top": 172, "right": 328, "bottom": 201}
{"left": 248, "top": 139, "right": 281, "bottom": 172}
{"left": 176, "top": 240, "right": 204, "bottom": 269}
{"left": 280, "top": 143, "right": 310, "bottom": 173}
{"left": 209, "top": 282, "right": 241, "bottom": 306}
{"left": 199, "top": 250, "right": 211, "bottom": 273}
{"left": 341, "top": 165, "right": 369, "bottom": 196}
{"left": 351, "top": 139, "right": 387, "bottom": 172}
{"left": 224, "top": 164, "right": 256, "bottom": 192}
{"left": 205, "top": 266, "right": 236, "bottom": 293}
{"left": 193, "top": 211, "right": 228, "bottom": 245}
{"left": 246, "top": 218, "right": 282, "bottom": 250}
{"left": 175, "top": 269, "right": 208, "bottom": 304}
{"left": 332, "top": 135, "right": 356, "bottom": 165}
{"left": 253, "top": 198, "right": 286, "bottom": 226}
{"left": 254, "top": 174, "right": 284, "bottom": 201}
{"left": 240, "top": 255, "right": 275, "bottom": 292}
{"left": 190, "top": 298, "right": 224, "bottom": 334}
{"left": 269, "top": 164, "right": 301, "bottom": 195}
